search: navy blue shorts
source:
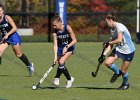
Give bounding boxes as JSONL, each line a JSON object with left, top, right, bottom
{"left": 4, "top": 32, "right": 21, "bottom": 45}
{"left": 109, "top": 49, "right": 135, "bottom": 62}
{"left": 57, "top": 46, "right": 75, "bottom": 57}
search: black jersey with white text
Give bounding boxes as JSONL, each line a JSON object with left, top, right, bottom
{"left": 55, "top": 25, "right": 73, "bottom": 48}
{"left": 0, "top": 15, "right": 13, "bottom": 37}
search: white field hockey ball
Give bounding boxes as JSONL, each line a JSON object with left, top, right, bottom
{"left": 32, "top": 85, "right": 37, "bottom": 90}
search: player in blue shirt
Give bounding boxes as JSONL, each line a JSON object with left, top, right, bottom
{"left": 52, "top": 15, "right": 77, "bottom": 88}
{"left": 0, "top": 4, "right": 34, "bottom": 76}
{"left": 98, "top": 13, "right": 135, "bottom": 90}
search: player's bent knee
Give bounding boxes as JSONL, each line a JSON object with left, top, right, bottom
{"left": 121, "top": 70, "right": 127, "bottom": 74}
{"left": 0, "top": 49, "right": 4, "bottom": 56}
{"left": 59, "top": 59, "right": 65, "bottom": 65}
{"left": 16, "top": 53, "right": 22, "bottom": 58}
{"left": 104, "top": 60, "right": 112, "bottom": 67}
{"left": 59, "top": 61, "right": 65, "bottom": 66}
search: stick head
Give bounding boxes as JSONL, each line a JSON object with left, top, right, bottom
{"left": 91, "top": 72, "right": 97, "bottom": 77}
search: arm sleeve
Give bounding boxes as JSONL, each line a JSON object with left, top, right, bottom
{"left": 116, "top": 25, "right": 124, "bottom": 33}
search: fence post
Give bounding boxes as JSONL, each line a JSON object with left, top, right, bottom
{"left": 21, "top": 0, "right": 28, "bottom": 28}
{"left": 48, "top": 0, "right": 52, "bottom": 42}
{"left": 136, "top": 0, "right": 140, "bottom": 44}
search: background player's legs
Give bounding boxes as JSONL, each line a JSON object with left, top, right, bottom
{"left": 104, "top": 55, "right": 121, "bottom": 83}
{"left": 12, "top": 44, "right": 34, "bottom": 76}
{"left": 0, "top": 43, "right": 9, "bottom": 64}
{"left": 104, "top": 55, "right": 120, "bottom": 74}
{"left": 117, "top": 61, "right": 130, "bottom": 90}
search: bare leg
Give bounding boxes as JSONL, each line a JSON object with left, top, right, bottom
{"left": 12, "top": 44, "right": 34, "bottom": 76}
{"left": 12, "top": 44, "right": 30, "bottom": 66}
{"left": 0, "top": 43, "right": 9, "bottom": 64}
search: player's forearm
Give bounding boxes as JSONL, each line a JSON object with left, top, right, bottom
{"left": 103, "top": 45, "right": 111, "bottom": 56}
{"left": 67, "top": 39, "right": 77, "bottom": 48}
{"left": 53, "top": 46, "right": 58, "bottom": 59}
{"left": 7, "top": 27, "right": 17, "bottom": 36}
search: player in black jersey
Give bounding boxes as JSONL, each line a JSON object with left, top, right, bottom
{"left": 52, "top": 15, "right": 77, "bottom": 88}
{"left": 0, "top": 4, "right": 34, "bottom": 76}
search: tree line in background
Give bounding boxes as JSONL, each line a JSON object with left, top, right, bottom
{"left": 0, "top": 0, "right": 136, "bottom": 12}
{"left": 0, "top": 0, "right": 137, "bottom": 35}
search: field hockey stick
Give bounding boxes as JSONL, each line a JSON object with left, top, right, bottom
{"left": 91, "top": 47, "right": 106, "bottom": 77}
{"left": 32, "top": 63, "right": 56, "bottom": 90}
{"left": 32, "top": 55, "right": 64, "bottom": 90}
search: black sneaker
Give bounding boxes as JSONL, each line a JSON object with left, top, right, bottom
{"left": 110, "top": 70, "right": 121, "bottom": 83}
{"left": 117, "top": 83, "right": 129, "bottom": 90}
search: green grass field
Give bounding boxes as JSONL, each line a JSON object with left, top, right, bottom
{"left": 0, "top": 42, "right": 140, "bottom": 100}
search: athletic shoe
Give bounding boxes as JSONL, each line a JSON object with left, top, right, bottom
{"left": 28, "top": 63, "right": 34, "bottom": 76}
{"left": 110, "top": 70, "right": 121, "bottom": 83}
{"left": 117, "top": 83, "right": 129, "bottom": 90}
{"left": 65, "top": 77, "right": 74, "bottom": 88}
{"left": 53, "top": 78, "right": 59, "bottom": 86}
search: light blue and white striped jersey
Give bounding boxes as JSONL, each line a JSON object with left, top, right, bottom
{"left": 110, "top": 22, "right": 135, "bottom": 54}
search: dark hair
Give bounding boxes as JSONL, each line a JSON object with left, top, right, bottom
{"left": 105, "top": 13, "right": 117, "bottom": 21}
{"left": 0, "top": 3, "right": 4, "bottom": 10}
{"left": 51, "top": 13, "right": 62, "bottom": 23}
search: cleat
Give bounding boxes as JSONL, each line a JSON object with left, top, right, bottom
{"left": 65, "top": 77, "right": 74, "bottom": 88}
{"left": 28, "top": 63, "right": 34, "bottom": 76}
{"left": 117, "top": 83, "right": 129, "bottom": 90}
{"left": 110, "top": 70, "right": 121, "bottom": 83}
{"left": 53, "top": 78, "right": 59, "bottom": 86}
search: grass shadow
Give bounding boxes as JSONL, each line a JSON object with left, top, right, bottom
{"left": 76, "top": 86, "right": 117, "bottom": 90}
{"left": 37, "top": 85, "right": 117, "bottom": 90}
{"left": 0, "top": 74, "right": 29, "bottom": 77}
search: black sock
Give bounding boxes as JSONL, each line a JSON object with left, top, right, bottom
{"left": 19, "top": 53, "right": 30, "bottom": 66}
{"left": 0, "top": 57, "right": 1, "bottom": 65}
{"left": 55, "top": 65, "right": 64, "bottom": 78}
{"left": 63, "top": 67, "right": 71, "bottom": 80}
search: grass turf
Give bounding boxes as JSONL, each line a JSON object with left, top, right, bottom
{"left": 0, "top": 42, "right": 140, "bottom": 100}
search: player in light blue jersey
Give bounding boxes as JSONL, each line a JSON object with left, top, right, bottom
{"left": 52, "top": 15, "right": 77, "bottom": 88}
{"left": 98, "top": 13, "right": 135, "bottom": 90}
{"left": 0, "top": 4, "right": 34, "bottom": 76}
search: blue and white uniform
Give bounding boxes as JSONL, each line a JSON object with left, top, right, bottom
{"left": 0, "top": 15, "right": 21, "bottom": 45}
{"left": 55, "top": 25, "right": 75, "bottom": 56}
{"left": 110, "top": 22, "right": 135, "bottom": 61}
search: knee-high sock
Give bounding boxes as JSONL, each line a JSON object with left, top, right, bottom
{"left": 122, "top": 72, "right": 129, "bottom": 85}
{"left": 19, "top": 53, "right": 30, "bottom": 66}
{"left": 55, "top": 64, "right": 64, "bottom": 78}
{"left": 63, "top": 67, "right": 71, "bottom": 80}
{"left": 108, "top": 63, "right": 120, "bottom": 74}
{"left": 55, "top": 64, "right": 71, "bottom": 80}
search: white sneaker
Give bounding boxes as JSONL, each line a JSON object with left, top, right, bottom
{"left": 66, "top": 77, "right": 74, "bottom": 88}
{"left": 28, "top": 63, "right": 34, "bottom": 76}
{"left": 53, "top": 78, "right": 59, "bottom": 86}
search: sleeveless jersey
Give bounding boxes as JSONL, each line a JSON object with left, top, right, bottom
{"left": 0, "top": 15, "right": 13, "bottom": 37}
{"left": 110, "top": 22, "right": 135, "bottom": 54}
{"left": 55, "top": 25, "right": 73, "bottom": 48}
{"left": 0, "top": 15, "right": 21, "bottom": 45}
